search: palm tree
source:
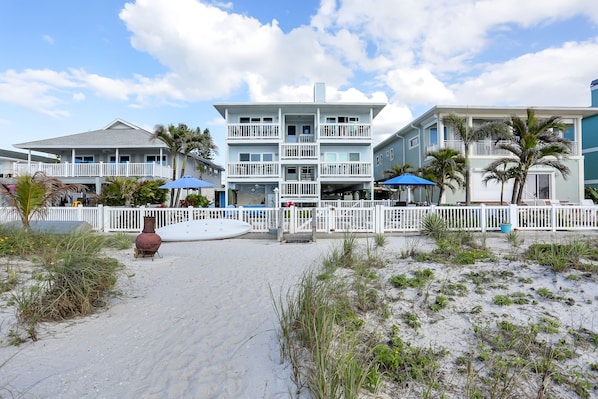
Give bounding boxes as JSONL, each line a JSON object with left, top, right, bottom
{"left": 383, "top": 163, "right": 413, "bottom": 179}
{"left": 152, "top": 124, "right": 184, "bottom": 206}
{"left": 442, "top": 114, "right": 508, "bottom": 205}
{"left": 0, "top": 172, "right": 85, "bottom": 231}
{"left": 481, "top": 162, "right": 518, "bottom": 205}
{"left": 493, "top": 109, "right": 571, "bottom": 205}
{"left": 422, "top": 148, "right": 466, "bottom": 205}
{"left": 152, "top": 124, "right": 218, "bottom": 207}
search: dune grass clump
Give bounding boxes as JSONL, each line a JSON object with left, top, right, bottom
{"left": 0, "top": 229, "right": 126, "bottom": 341}
{"left": 274, "top": 235, "right": 385, "bottom": 398}
{"left": 525, "top": 240, "right": 598, "bottom": 273}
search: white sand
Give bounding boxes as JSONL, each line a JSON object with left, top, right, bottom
{"left": 0, "top": 231, "right": 596, "bottom": 398}
{"left": 0, "top": 238, "right": 336, "bottom": 399}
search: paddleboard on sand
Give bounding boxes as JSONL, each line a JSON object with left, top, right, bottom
{"left": 156, "top": 219, "right": 252, "bottom": 242}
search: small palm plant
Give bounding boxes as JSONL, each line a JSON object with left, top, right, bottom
{"left": 0, "top": 172, "right": 85, "bottom": 231}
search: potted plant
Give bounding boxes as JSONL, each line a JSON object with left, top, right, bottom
{"left": 499, "top": 219, "right": 512, "bottom": 233}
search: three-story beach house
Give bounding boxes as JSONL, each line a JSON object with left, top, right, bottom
{"left": 374, "top": 105, "right": 598, "bottom": 205}
{"left": 13, "top": 119, "right": 224, "bottom": 204}
{"left": 213, "top": 83, "right": 386, "bottom": 207}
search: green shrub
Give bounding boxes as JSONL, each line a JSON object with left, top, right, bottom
{"left": 421, "top": 213, "right": 447, "bottom": 241}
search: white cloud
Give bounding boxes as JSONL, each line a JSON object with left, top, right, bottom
{"left": 453, "top": 38, "right": 598, "bottom": 107}
{"left": 2, "top": 0, "right": 598, "bottom": 123}
{"left": 42, "top": 34, "right": 54, "bottom": 45}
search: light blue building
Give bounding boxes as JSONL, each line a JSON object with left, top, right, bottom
{"left": 374, "top": 105, "right": 598, "bottom": 205}
{"left": 214, "top": 84, "right": 386, "bottom": 207}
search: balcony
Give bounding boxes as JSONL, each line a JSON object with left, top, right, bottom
{"left": 227, "top": 162, "right": 279, "bottom": 178}
{"left": 227, "top": 123, "right": 280, "bottom": 140}
{"left": 280, "top": 143, "right": 318, "bottom": 160}
{"left": 440, "top": 140, "right": 579, "bottom": 157}
{"left": 14, "top": 162, "right": 172, "bottom": 179}
{"left": 320, "top": 162, "right": 372, "bottom": 178}
{"left": 280, "top": 182, "right": 319, "bottom": 199}
{"left": 320, "top": 123, "right": 371, "bottom": 139}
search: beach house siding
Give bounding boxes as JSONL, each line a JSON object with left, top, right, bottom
{"left": 583, "top": 79, "right": 598, "bottom": 189}
{"left": 12, "top": 119, "right": 224, "bottom": 202}
{"left": 214, "top": 84, "right": 386, "bottom": 206}
{"left": 374, "top": 106, "right": 598, "bottom": 205}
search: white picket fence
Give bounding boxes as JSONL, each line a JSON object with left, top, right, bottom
{"left": 1, "top": 203, "right": 597, "bottom": 234}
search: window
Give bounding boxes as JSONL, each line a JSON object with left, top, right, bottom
{"left": 324, "top": 153, "right": 337, "bottom": 162}
{"left": 146, "top": 155, "right": 167, "bottom": 165}
{"left": 337, "top": 116, "right": 359, "bottom": 123}
{"left": 240, "top": 116, "right": 274, "bottom": 123}
{"left": 302, "top": 125, "right": 311, "bottom": 134}
{"left": 389, "top": 149, "right": 394, "bottom": 161}
{"left": 109, "top": 155, "right": 130, "bottom": 163}
{"left": 429, "top": 127, "right": 438, "bottom": 146}
{"left": 525, "top": 174, "right": 551, "bottom": 200}
{"left": 409, "top": 136, "right": 420, "bottom": 148}
{"left": 324, "top": 152, "right": 360, "bottom": 161}
{"left": 239, "top": 152, "right": 274, "bottom": 162}
{"left": 75, "top": 155, "right": 94, "bottom": 163}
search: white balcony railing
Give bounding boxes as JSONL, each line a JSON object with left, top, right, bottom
{"left": 442, "top": 140, "right": 579, "bottom": 157}
{"left": 280, "top": 182, "right": 319, "bottom": 198}
{"left": 280, "top": 143, "right": 318, "bottom": 160}
{"left": 227, "top": 162, "right": 279, "bottom": 178}
{"left": 13, "top": 162, "right": 173, "bottom": 179}
{"left": 320, "top": 162, "right": 372, "bottom": 177}
{"left": 227, "top": 123, "right": 280, "bottom": 140}
{"left": 320, "top": 123, "right": 371, "bottom": 139}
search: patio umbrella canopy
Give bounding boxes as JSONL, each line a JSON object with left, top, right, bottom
{"left": 382, "top": 173, "right": 435, "bottom": 203}
{"left": 382, "top": 173, "right": 435, "bottom": 186}
{"left": 160, "top": 176, "right": 214, "bottom": 189}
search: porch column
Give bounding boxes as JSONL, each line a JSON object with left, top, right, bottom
{"left": 71, "top": 148, "right": 76, "bottom": 177}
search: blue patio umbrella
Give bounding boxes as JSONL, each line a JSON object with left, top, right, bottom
{"left": 382, "top": 173, "right": 435, "bottom": 186}
{"left": 159, "top": 175, "right": 214, "bottom": 189}
{"left": 382, "top": 173, "right": 435, "bottom": 203}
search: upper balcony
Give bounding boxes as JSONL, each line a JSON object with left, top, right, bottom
{"left": 227, "top": 162, "right": 280, "bottom": 178}
{"left": 280, "top": 143, "right": 318, "bottom": 161}
{"left": 227, "top": 123, "right": 280, "bottom": 141}
{"left": 320, "top": 123, "right": 371, "bottom": 140}
{"left": 320, "top": 162, "right": 372, "bottom": 178}
{"left": 14, "top": 162, "right": 173, "bottom": 179}
{"left": 429, "top": 140, "right": 580, "bottom": 157}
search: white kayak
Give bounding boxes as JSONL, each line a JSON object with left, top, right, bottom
{"left": 156, "top": 219, "right": 252, "bottom": 242}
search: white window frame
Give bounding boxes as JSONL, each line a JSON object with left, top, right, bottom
{"left": 75, "top": 155, "right": 94, "bottom": 164}
{"left": 409, "top": 136, "right": 420, "bottom": 149}
{"left": 239, "top": 152, "right": 274, "bottom": 162}
{"left": 146, "top": 155, "right": 167, "bottom": 165}
{"left": 110, "top": 155, "right": 130, "bottom": 164}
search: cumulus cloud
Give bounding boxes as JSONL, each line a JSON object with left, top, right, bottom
{"left": 2, "top": 0, "right": 598, "bottom": 121}
{"left": 452, "top": 38, "right": 598, "bottom": 107}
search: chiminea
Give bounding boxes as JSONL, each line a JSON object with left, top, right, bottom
{"left": 134, "top": 216, "right": 162, "bottom": 259}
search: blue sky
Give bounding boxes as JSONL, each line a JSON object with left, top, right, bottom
{"left": 1, "top": 0, "right": 598, "bottom": 166}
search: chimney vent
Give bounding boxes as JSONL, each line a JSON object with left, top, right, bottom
{"left": 314, "top": 83, "right": 326, "bottom": 102}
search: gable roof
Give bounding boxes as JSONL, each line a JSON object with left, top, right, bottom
{"left": 13, "top": 119, "right": 168, "bottom": 153}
